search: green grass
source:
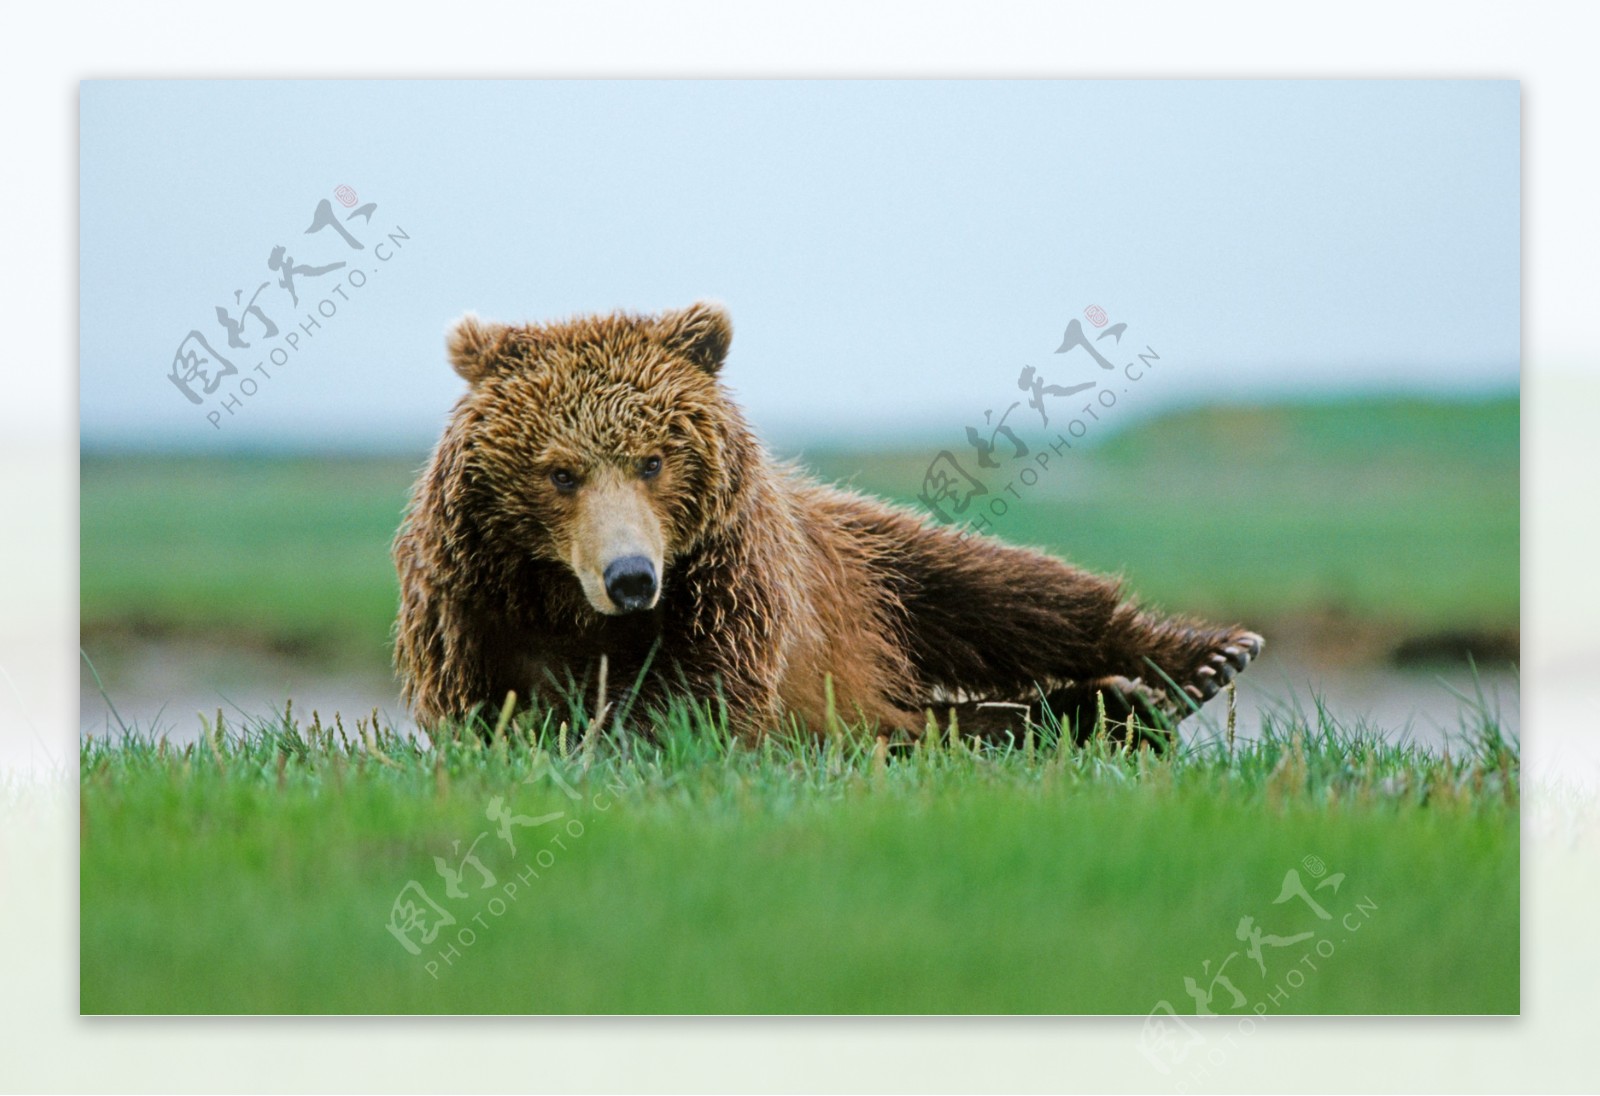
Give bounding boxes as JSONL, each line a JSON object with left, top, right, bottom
{"left": 79, "top": 694, "right": 1519, "bottom": 1014}
{"left": 80, "top": 396, "right": 1519, "bottom": 670}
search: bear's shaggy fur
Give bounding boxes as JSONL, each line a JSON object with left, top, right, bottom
{"left": 393, "top": 302, "right": 1261, "bottom": 742}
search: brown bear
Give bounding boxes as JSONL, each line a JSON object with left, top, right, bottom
{"left": 392, "top": 302, "right": 1262, "bottom": 744}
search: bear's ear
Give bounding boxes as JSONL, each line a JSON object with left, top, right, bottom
{"left": 447, "top": 313, "right": 512, "bottom": 385}
{"left": 654, "top": 301, "right": 732, "bottom": 375}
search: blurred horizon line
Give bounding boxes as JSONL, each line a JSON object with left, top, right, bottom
{"left": 78, "top": 383, "right": 1519, "bottom": 458}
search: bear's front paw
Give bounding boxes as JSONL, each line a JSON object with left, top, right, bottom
{"left": 1182, "top": 630, "right": 1264, "bottom": 704}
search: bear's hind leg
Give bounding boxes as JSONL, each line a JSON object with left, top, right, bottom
{"left": 865, "top": 508, "right": 1264, "bottom": 728}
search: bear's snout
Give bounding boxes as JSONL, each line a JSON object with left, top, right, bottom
{"left": 564, "top": 471, "right": 667, "bottom": 615}
{"left": 603, "top": 555, "right": 658, "bottom": 613}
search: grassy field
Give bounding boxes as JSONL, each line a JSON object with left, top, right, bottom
{"left": 80, "top": 395, "right": 1520, "bottom": 670}
{"left": 80, "top": 697, "right": 1518, "bottom": 1014}
{"left": 78, "top": 395, "right": 1520, "bottom": 1015}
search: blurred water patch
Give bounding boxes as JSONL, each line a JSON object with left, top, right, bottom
{"left": 80, "top": 639, "right": 407, "bottom": 746}
{"left": 80, "top": 639, "right": 1518, "bottom": 762}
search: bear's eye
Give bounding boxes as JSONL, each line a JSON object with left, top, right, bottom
{"left": 640, "top": 455, "right": 663, "bottom": 479}
{"left": 550, "top": 468, "right": 579, "bottom": 492}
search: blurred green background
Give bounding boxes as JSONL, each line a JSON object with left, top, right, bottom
{"left": 81, "top": 394, "right": 1520, "bottom": 689}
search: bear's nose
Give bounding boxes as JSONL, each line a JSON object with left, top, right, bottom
{"left": 603, "top": 555, "right": 658, "bottom": 612}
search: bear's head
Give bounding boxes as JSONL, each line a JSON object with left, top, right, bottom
{"left": 442, "top": 302, "right": 745, "bottom": 617}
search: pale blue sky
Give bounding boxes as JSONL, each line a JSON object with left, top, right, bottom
{"left": 79, "top": 80, "right": 1518, "bottom": 449}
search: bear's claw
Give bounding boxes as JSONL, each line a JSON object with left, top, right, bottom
{"left": 1179, "top": 630, "right": 1264, "bottom": 709}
